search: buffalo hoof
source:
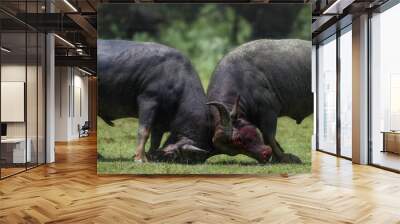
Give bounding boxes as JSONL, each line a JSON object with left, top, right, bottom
{"left": 134, "top": 154, "right": 148, "bottom": 163}
{"left": 146, "top": 149, "right": 176, "bottom": 163}
{"left": 279, "top": 153, "right": 302, "bottom": 164}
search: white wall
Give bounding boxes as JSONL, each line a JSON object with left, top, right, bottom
{"left": 1, "top": 62, "right": 46, "bottom": 164}
{"left": 72, "top": 73, "right": 89, "bottom": 138}
{"left": 1, "top": 65, "right": 39, "bottom": 137}
{"left": 1, "top": 65, "right": 26, "bottom": 140}
{"left": 55, "top": 67, "right": 69, "bottom": 141}
{"left": 55, "top": 67, "right": 89, "bottom": 141}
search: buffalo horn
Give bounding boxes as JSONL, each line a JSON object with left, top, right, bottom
{"left": 206, "top": 101, "right": 233, "bottom": 137}
{"left": 181, "top": 145, "right": 209, "bottom": 154}
{"left": 230, "top": 95, "right": 240, "bottom": 120}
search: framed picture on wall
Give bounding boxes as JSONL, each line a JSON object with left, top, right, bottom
{"left": 1, "top": 81, "right": 25, "bottom": 122}
{"left": 97, "top": 4, "right": 313, "bottom": 175}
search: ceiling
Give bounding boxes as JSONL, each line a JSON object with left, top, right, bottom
{"left": 311, "top": 0, "right": 391, "bottom": 43}
{"left": 1, "top": 0, "right": 314, "bottom": 74}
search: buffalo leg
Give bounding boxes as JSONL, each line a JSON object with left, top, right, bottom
{"left": 259, "top": 111, "right": 302, "bottom": 164}
{"left": 135, "top": 97, "right": 157, "bottom": 162}
{"left": 135, "top": 126, "right": 150, "bottom": 162}
{"left": 149, "top": 126, "right": 164, "bottom": 153}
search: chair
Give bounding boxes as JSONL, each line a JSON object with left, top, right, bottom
{"left": 78, "top": 121, "right": 90, "bottom": 138}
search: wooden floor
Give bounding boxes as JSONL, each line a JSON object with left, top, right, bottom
{"left": 1, "top": 136, "right": 400, "bottom": 223}
{"left": 372, "top": 150, "right": 400, "bottom": 171}
{"left": 1, "top": 167, "right": 26, "bottom": 178}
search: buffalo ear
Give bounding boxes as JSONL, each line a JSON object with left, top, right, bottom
{"left": 230, "top": 95, "right": 242, "bottom": 120}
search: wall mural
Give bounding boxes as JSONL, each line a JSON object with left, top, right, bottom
{"left": 97, "top": 4, "right": 313, "bottom": 174}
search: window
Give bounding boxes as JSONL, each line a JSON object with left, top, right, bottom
{"left": 0, "top": 1, "right": 46, "bottom": 179}
{"left": 317, "top": 35, "right": 337, "bottom": 154}
{"left": 339, "top": 26, "right": 352, "bottom": 158}
{"left": 370, "top": 3, "right": 400, "bottom": 171}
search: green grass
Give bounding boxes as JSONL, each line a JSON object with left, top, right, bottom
{"left": 97, "top": 115, "right": 312, "bottom": 175}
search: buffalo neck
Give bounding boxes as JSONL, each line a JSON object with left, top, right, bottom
{"left": 171, "top": 80, "right": 214, "bottom": 151}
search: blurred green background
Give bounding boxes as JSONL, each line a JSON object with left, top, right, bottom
{"left": 97, "top": 4, "right": 313, "bottom": 174}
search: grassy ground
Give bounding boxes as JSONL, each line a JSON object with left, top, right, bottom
{"left": 97, "top": 115, "right": 312, "bottom": 175}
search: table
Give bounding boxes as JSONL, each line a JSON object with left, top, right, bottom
{"left": 1, "top": 138, "right": 31, "bottom": 164}
{"left": 382, "top": 131, "right": 400, "bottom": 154}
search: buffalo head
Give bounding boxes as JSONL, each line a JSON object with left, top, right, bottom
{"left": 207, "top": 96, "right": 272, "bottom": 163}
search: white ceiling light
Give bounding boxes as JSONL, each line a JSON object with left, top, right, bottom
{"left": 323, "top": 0, "right": 341, "bottom": 14}
{"left": 54, "top": 34, "right": 75, "bottom": 48}
{"left": 76, "top": 48, "right": 85, "bottom": 55}
{"left": 323, "top": 0, "right": 355, "bottom": 15}
{"left": 63, "top": 0, "right": 78, "bottom": 12}
{"left": 1, "top": 47, "right": 11, "bottom": 53}
{"left": 78, "top": 67, "right": 92, "bottom": 76}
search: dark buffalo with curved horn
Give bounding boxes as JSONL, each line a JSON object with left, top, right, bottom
{"left": 98, "top": 40, "right": 213, "bottom": 163}
{"left": 207, "top": 39, "right": 312, "bottom": 163}
{"left": 98, "top": 39, "right": 273, "bottom": 164}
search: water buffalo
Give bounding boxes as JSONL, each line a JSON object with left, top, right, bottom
{"left": 98, "top": 40, "right": 214, "bottom": 163}
{"left": 98, "top": 39, "right": 273, "bottom": 164}
{"left": 207, "top": 39, "right": 312, "bottom": 163}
